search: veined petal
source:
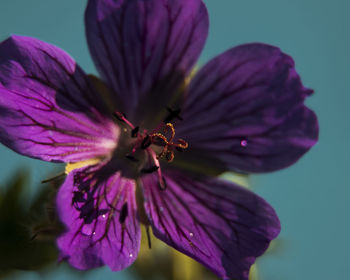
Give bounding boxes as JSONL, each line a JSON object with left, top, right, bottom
{"left": 85, "top": 0, "right": 208, "bottom": 125}
{"left": 0, "top": 36, "right": 118, "bottom": 162}
{"left": 176, "top": 43, "right": 319, "bottom": 173}
{"left": 57, "top": 167, "right": 140, "bottom": 270}
{"left": 141, "top": 169, "right": 280, "bottom": 280}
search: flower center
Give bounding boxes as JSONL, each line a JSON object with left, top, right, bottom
{"left": 113, "top": 111, "right": 188, "bottom": 188}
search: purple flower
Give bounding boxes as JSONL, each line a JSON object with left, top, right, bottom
{"left": 0, "top": 0, "right": 318, "bottom": 279}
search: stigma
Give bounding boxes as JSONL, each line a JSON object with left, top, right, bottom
{"left": 114, "top": 110, "right": 188, "bottom": 188}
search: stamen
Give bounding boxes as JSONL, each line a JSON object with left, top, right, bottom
{"left": 141, "top": 166, "right": 159, "bottom": 173}
{"left": 141, "top": 135, "right": 152, "bottom": 149}
{"left": 148, "top": 149, "right": 167, "bottom": 191}
{"left": 113, "top": 111, "right": 135, "bottom": 129}
{"left": 119, "top": 203, "right": 128, "bottom": 224}
{"left": 131, "top": 126, "right": 139, "bottom": 138}
{"left": 126, "top": 154, "right": 139, "bottom": 162}
{"left": 158, "top": 176, "right": 167, "bottom": 191}
{"left": 113, "top": 111, "right": 127, "bottom": 122}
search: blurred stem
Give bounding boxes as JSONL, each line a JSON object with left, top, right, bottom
{"left": 172, "top": 249, "right": 201, "bottom": 280}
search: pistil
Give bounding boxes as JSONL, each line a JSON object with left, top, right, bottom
{"left": 113, "top": 111, "right": 188, "bottom": 186}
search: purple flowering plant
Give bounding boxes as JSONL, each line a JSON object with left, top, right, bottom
{"left": 0, "top": 0, "right": 318, "bottom": 279}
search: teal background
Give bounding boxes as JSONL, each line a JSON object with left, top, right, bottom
{"left": 0, "top": 0, "right": 348, "bottom": 279}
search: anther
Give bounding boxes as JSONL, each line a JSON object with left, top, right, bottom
{"left": 141, "top": 166, "right": 159, "bottom": 174}
{"left": 126, "top": 154, "right": 139, "bottom": 162}
{"left": 141, "top": 135, "right": 152, "bottom": 149}
{"left": 131, "top": 126, "right": 139, "bottom": 138}
{"left": 119, "top": 203, "right": 128, "bottom": 224}
{"left": 158, "top": 176, "right": 167, "bottom": 191}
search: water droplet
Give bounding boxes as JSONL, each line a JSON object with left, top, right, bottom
{"left": 92, "top": 231, "right": 96, "bottom": 235}
{"left": 102, "top": 214, "right": 106, "bottom": 219}
{"left": 189, "top": 232, "right": 194, "bottom": 237}
{"left": 81, "top": 225, "right": 93, "bottom": 236}
{"left": 240, "top": 140, "right": 248, "bottom": 147}
{"left": 129, "top": 253, "right": 133, "bottom": 258}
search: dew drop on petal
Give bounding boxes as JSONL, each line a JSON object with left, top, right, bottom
{"left": 81, "top": 225, "right": 93, "bottom": 236}
{"left": 189, "top": 232, "right": 194, "bottom": 237}
{"left": 240, "top": 139, "right": 248, "bottom": 147}
{"left": 129, "top": 253, "right": 133, "bottom": 258}
{"left": 92, "top": 231, "right": 96, "bottom": 235}
{"left": 102, "top": 214, "right": 106, "bottom": 219}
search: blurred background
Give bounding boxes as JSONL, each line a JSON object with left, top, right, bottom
{"left": 0, "top": 0, "right": 348, "bottom": 279}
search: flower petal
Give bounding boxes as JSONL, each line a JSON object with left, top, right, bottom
{"left": 85, "top": 0, "right": 208, "bottom": 125}
{"left": 57, "top": 167, "right": 140, "bottom": 270}
{"left": 0, "top": 36, "right": 118, "bottom": 162}
{"left": 141, "top": 169, "right": 280, "bottom": 280}
{"left": 176, "top": 43, "right": 319, "bottom": 173}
